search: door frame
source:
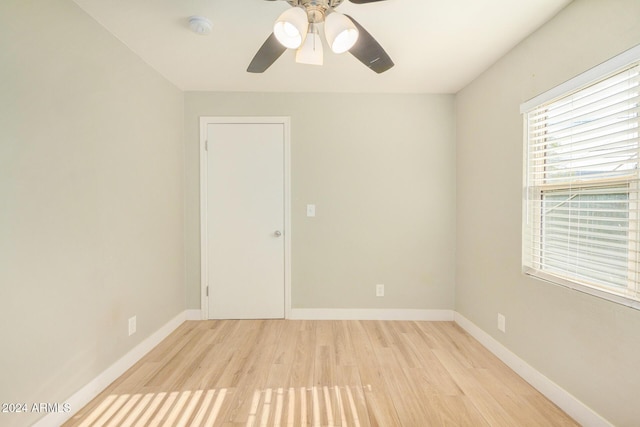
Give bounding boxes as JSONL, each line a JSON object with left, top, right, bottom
{"left": 199, "top": 116, "right": 292, "bottom": 319}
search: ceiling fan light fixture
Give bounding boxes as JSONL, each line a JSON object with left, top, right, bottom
{"left": 295, "top": 24, "right": 323, "bottom": 66}
{"left": 273, "top": 7, "right": 309, "bottom": 49}
{"left": 324, "top": 12, "right": 359, "bottom": 54}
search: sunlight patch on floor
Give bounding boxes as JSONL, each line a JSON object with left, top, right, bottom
{"left": 75, "top": 385, "right": 368, "bottom": 426}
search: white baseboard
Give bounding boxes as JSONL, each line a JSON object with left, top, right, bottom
{"left": 453, "top": 313, "right": 612, "bottom": 427}
{"left": 33, "top": 310, "right": 191, "bottom": 427}
{"left": 289, "top": 308, "right": 454, "bottom": 321}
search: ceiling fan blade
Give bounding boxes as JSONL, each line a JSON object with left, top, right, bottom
{"left": 345, "top": 15, "right": 394, "bottom": 74}
{"left": 247, "top": 33, "right": 287, "bottom": 73}
{"left": 349, "top": 0, "right": 388, "bottom": 3}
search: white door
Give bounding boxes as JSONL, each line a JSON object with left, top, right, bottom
{"left": 206, "top": 121, "right": 285, "bottom": 319}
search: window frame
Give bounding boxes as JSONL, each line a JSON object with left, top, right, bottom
{"left": 521, "top": 44, "right": 640, "bottom": 310}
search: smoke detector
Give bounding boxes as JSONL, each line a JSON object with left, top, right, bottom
{"left": 188, "top": 16, "right": 213, "bottom": 35}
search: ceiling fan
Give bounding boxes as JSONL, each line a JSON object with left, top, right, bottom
{"left": 248, "top": 0, "right": 394, "bottom": 74}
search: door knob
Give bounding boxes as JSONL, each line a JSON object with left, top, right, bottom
{"left": 274, "top": 230, "right": 282, "bottom": 237}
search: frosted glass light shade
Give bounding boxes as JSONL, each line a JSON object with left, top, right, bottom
{"left": 274, "top": 7, "right": 309, "bottom": 49}
{"left": 295, "top": 25, "right": 323, "bottom": 65}
{"left": 324, "top": 13, "right": 358, "bottom": 53}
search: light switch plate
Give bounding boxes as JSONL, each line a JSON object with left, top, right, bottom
{"left": 306, "top": 204, "right": 316, "bottom": 217}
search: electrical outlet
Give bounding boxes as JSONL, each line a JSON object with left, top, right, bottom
{"left": 376, "top": 284, "right": 385, "bottom": 297}
{"left": 497, "top": 313, "right": 506, "bottom": 333}
{"left": 306, "top": 204, "right": 316, "bottom": 217}
{"left": 128, "top": 316, "right": 137, "bottom": 336}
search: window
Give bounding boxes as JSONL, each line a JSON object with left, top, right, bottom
{"left": 521, "top": 45, "right": 640, "bottom": 308}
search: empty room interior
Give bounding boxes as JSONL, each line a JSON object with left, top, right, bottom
{"left": 2, "top": 0, "right": 640, "bottom": 426}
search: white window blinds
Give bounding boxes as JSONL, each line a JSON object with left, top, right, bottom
{"left": 522, "top": 58, "right": 640, "bottom": 308}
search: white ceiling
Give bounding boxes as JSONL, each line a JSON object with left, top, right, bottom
{"left": 73, "top": 0, "right": 571, "bottom": 93}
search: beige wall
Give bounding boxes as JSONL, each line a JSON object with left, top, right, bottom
{"left": 185, "top": 92, "right": 456, "bottom": 311}
{"left": 455, "top": 0, "right": 640, "bottom": 425}
{"left": 0, "top": 1, "right": 184, "bottom": 426}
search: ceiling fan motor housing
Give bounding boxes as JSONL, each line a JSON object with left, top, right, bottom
{"left": 286, "top": 0, "right": 345, "bottom": 7}
{"left": 286, "top": 0, "right": 346, "bottom": 23}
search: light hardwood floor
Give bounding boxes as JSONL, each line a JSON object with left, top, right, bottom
{"left": 64, "top": 320, "right": 578, "bottom": 426}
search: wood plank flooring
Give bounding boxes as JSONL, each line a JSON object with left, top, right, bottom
{"left": 63, "top": 320, "right": 578, "bottom": 426}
